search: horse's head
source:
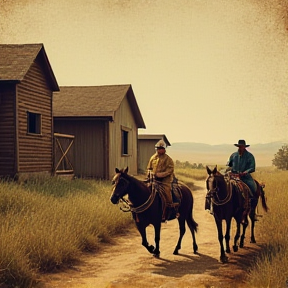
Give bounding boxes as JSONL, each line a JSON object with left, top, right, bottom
{"left": 206, "top": 165, "right": 226, "bottom": 195}
{"left": 110, "top": 167, "right": 130, "bottom": 204}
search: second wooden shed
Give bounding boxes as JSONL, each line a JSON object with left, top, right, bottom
{"left": 53, "top": 84, "right": 145, "bottom": 179}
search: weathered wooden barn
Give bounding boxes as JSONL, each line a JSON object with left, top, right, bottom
{"left": 53, "top": 85, "right": 146, "bottom": 179}
{"left": 137, "top": 134, "right": 171, "bottom": 174}
{"left": 0, "top": 44, "right": 59, "bottom": 179}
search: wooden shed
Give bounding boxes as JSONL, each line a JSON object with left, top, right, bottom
{"left": 53, "top": 85, "right": 145, "bottom": 180}
{"left": 0, "top": 44, "right": 59, "bottom": 179}
{"left": 137, "top": 134, "right": 171, "bottom": 174}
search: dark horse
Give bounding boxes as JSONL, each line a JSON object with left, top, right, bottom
{"left": 206, "top": 165, "right": 268, "bottom": 263}
{"left": 110, "top": 167, "right": 198, "bottom": 257}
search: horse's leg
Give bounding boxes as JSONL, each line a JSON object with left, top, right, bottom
{"left": 224, "top": 218, "right": 232, "bottom": 254}
{"left": 239, "top": 215, "right": 248, "bottom": 248}
{"left": 186, "top": 214, "right": 198, "bottom": 254}
{"left": 215, "top": 218, "right": 228, "bottom": 263}
{"left": 249, "top": 207, "right": 257, "bottom": 243}
{"left": 233, "top": 221, "right": 241, "bottom": 252}
{"left": 250, "top": 217, "right": 256, "bottom": 243}
{"left": 152, "top": 222, "right": 161, "bottom": 257}
{"left": 173, "top": 217, "right": 185, "bottom": 255}
{"left": 240, "top": 220, "right": 248, "bottom": 248}
{"left": 137, "top": 223, "right": 155, "bottom": 254}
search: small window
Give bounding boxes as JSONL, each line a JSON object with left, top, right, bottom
{"left": 122, "top": 130, "right": 128, "bottom": 155}
{"left": 27, "top": 111, "right": 41, "bottom": 134}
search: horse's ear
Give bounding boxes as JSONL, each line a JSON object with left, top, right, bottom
{"left": 206, "top": 165, "right": 211, "bottom": 175}
{"left": 212, "top": 165, "right": 217, "bottom": 174}
{"left": 124, "top": 167, "right": 128, "bottom": 174}
{"left": 115, "top": 168, "right": 120, "bottom": 173}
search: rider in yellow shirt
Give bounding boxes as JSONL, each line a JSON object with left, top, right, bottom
{"left": 147, "top": 140, "right": 178, "bottom": 220}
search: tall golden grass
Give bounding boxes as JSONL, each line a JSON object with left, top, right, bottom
{"left": 0, "top": 176, "right": 132, "bottom": 287}
{"left": 246, "top": 168, "right": 288, "bottom": 288}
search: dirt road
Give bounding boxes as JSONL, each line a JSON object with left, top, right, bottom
{"left": 41, "top": 181, "right": 263, "bottom": 288}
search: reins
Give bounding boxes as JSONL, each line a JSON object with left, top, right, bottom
{"left": 207, "top": 175, "right": 232, "bottom": 206}
{"left": 117, "top": 176, "right": 157, "bottom": 214}
{"left": 129, "top": 187, "right": 157, "bottom": 213}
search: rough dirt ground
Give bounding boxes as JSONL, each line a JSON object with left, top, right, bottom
{"left": 40, "top": 180, "right": 264, "bottom": 288}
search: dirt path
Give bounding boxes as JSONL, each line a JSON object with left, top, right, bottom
{"left": 40, "top": 181, "right": 263, "bottom": 288}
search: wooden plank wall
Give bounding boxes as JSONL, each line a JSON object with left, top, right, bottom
{"left": 109, "top": 95, "right": 138, "bottom": 178}
{"left": 0, "top": 84, "right": 16, "bottom": 176}
{"left": 17, "top": 60, "right": 53, "bottom": 174}
{"left": 54, "top": 119, "right": 107, "bottom": 179}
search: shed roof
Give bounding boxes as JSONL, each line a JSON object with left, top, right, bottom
{"left": 0, "top": 43, "right": 59, "bottom": 91}
{"left": 138, "top": 134, "right": 171, "bottom": 146}
{"left": 53, "top": 85, "right": 146, "bottom": 128}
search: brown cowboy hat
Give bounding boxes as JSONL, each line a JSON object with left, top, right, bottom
{"left": 234, "top": 139, "right": 250, "bottom": 147}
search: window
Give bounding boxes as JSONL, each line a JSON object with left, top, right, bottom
{"left": 121, "top": 126, "right": 131, "bottom": 156}
{"left": 27, "top": 111, "right": 41, "bottom": 134}
{"left": 122, "top": 130, "right": 128, "bottom": 155}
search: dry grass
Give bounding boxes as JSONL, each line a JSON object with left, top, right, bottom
{"left": 0, "top": 177, "right": 132, "bottom": 287}
{"left": 174, "top": 167, "right": 206, "bottom": 189}
{"left": 246, "top": 169, "right": 288, "bottom": 287}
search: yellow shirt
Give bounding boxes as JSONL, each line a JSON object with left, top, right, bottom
{"left": 147, "top": 152, "right": 174, "bottom": 183}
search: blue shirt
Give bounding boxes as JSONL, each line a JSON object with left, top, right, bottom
{"left": 227, "top": 150, "right": 255, "bottom": 174}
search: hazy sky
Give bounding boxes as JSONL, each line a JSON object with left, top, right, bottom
{"left": 1, "top": 0, "right": 288, "bottom": 145}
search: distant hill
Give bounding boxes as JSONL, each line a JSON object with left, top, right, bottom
{"left": 167, "top": 141, "right": 287, "bottom": 167}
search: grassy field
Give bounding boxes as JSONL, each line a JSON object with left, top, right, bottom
{"left": 0, "top": 176, "right": 132, "bottom": 287}
{"left": 246, "top": 168, "right": 288, "bottom": 288}
{"left": 0, "top": 166, "right": 286, "bottom": 287}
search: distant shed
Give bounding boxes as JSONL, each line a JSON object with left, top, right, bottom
{"left": 53, "top": 85, "right": 145, "bottom": 179}
{"left": 137, "top": 134, "right": 171, "bottom": 174}
{"left": 0, "top": 44, "right": 59, "bottom": 179}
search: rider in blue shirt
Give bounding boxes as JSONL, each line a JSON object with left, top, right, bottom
{"left": 227, "top": 139, "right": 257, "bottom": 196}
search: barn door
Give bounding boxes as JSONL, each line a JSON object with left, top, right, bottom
{"left": 54, "top": 133, "right": 75, "bottom": 175}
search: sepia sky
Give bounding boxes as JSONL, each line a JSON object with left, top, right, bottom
{"left": 1, "top": 0, "right": 288, "bottom": 145}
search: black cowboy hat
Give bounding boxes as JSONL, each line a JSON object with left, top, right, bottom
{"left": 234, "top": 139, "right": 250, "bottom": 147}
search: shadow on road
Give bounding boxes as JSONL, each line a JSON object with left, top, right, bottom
{"left": 148, "top": 243, "right": 261, "bottom": 280}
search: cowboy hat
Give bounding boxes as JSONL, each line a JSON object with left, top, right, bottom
{"left": 234, "top": 139, "right": 250, "bottom": 147}
{"left": 155, "top": 139, "right": 166, "bottom": 149}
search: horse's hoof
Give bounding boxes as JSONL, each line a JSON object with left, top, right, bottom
{"left": 226, "top": 248, "right": 231, "bottom": 253}
{"left": 148, "top": 245, "right": 155, "bottom": 253}
{"left": 239, "top": 242, "right": 244, "bottom": 248}
{"left": 250, "top": 238, "right": 256, "bottom": 243}
{"left": 220, "top": 255, "right": 228, "bottom": 263}
{"left": 153, "top": 253, "right": 160, "bottom": 258}
{"left": 193, "top": 244, "right": 198, "bottom": 254}
{"left": 173, "top": 250, "right": 179, "bottom": 255}
{"left": 233, "top": 245, "right": 238, "bottom": 252}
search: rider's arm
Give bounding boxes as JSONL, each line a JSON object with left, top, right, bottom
{"left": 244, "top": 153, "right": 255, "bottom": 174}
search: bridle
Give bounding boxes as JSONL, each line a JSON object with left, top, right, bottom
{"left": 206, "top": 174, "right": 232, "bottom": 206}
{"left": 111, "top": 174, "right": 156, "bottom": 213}
{"left": 111, "top": 175, "right": 131, "bottom": 212}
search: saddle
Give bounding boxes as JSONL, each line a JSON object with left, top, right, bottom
{"left": 171, "top": 176, "right": 182, "bottom": 204}
{"left": 152, "top": 178, "right": 182, "bottom": 222}
{"left": 226, "top": 173, "right": 252, "bottom": 223}
{"left": 144, "top": 172, "right": 182, "bottom": 221}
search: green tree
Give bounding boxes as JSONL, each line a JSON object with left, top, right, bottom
{"left": 272, "top": 144, "right": 288, "bottom": 170}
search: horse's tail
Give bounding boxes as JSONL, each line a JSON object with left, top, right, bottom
{"left": 180, "top": 182, "right": 198, "bottom": 233}
{"left": 186, "top": 213, "right": 198, "bottom": 233}
{"left": 191, "top": 217, "right": 198, "bottom": 233}
{"left": 256, "top": 180, "right": 269, "bottom": 212}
